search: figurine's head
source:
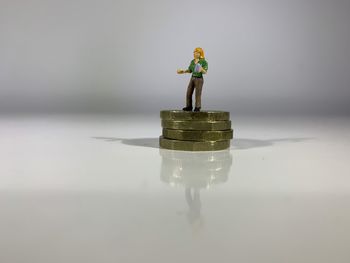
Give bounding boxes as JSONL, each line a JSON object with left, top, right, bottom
{"left": 193, "top": 47, "right": 205, "bottom": 59}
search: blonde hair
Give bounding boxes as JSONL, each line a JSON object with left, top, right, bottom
{"left": 193, "top": 47, "right": 205, "bottom": 59}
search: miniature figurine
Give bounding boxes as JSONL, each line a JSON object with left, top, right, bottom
{"left": 177, "top": 47, "right": 208, "bottom": 112}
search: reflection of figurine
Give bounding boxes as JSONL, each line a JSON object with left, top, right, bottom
{"left": 185, "top": 187, "right": 203, "bottom": 231}
{"left": 177, "top": 47, "right": 208, "bottom": 112}
{"left": 159, "top": 149, "right": 232, "bottom": 233}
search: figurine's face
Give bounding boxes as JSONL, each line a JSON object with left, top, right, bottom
{"left": 193, "top": 51, "right": 200, "bottom": 59}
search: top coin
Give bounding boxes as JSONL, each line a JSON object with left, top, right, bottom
{"left": 160, "top": 110, "right": 230, "bottom": 121}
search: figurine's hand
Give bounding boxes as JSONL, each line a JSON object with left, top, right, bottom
{"left": 177, "top": 69, "right": 185, "bottom": 74}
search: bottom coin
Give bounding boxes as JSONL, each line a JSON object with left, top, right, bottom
{"left": 159, "top": 136, "right": 231, "bottom": 151}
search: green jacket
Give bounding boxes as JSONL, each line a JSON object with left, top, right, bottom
{"left": 188, "top": 58, "right": 208, "bottom": 78}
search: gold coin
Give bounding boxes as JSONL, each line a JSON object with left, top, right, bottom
{"left": 161, "top": 119, "right": 231, "bottom": 131}
{"left": 163, "top": 128, "right": 233, "bottom": 141}
{"left": 159, "top": 136, "right": 231, "bottom": 151}
{"left": 160, "top": 110, "right": 230, "bottom": 121}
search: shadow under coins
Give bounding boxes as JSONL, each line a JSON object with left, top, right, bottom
{"left": 92, "top": 136, "right": 313, "bottom": 150}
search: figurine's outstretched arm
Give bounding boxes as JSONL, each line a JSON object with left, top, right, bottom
{"left": 177, "top": 68, "right": 191, "bottom": 74}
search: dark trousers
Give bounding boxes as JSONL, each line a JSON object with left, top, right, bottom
{"left": 186, "top": 77, "right": 204, "bottom": 108}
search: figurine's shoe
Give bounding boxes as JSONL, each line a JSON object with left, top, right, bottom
{"left": 194, "top": 107, "right": 201, "bottom": 112}
{"left": 182, "top": 106, "right": 192, "bottom": 111}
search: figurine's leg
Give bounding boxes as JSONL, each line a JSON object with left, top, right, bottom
{"left": 194, "top": 78, "right": 204, "bottom": 108}
{"left": 186, "top": 77, "right": 195, "bottom": 107}
{"left": 185, "top": 187, "right": 193, "bottom": 207}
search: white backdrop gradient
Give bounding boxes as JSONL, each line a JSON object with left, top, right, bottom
{"left": 1, "top": 0, "right": 350, "bottom": 115}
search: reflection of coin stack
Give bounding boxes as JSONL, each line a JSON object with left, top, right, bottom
{"left": 159, "top": 149, "right": 233, "bottom": 188}
{"left": 159, "top": 110, "right": 233, "bottom": 151}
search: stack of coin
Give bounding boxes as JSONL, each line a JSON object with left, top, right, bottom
{"left": 159, "top": 110, "right": 233, "bottom": 151}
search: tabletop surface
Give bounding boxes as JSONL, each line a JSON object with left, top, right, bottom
{"left": 1, "top": 114, "right": 349, "bottom": 263}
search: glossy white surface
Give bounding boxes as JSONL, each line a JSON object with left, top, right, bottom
{"left": 1, "top": 114, "right": 350, "bottom": 263}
